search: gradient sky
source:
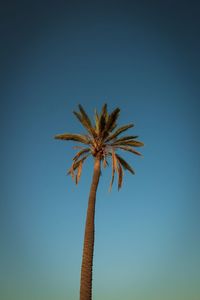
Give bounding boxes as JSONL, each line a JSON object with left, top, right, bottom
{"left": 1, "top": 1, "right": 200, "bottom": 300}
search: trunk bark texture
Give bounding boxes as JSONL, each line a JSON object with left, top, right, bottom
{"left": 80, "top": 157, "right": 101, "bottom": 300}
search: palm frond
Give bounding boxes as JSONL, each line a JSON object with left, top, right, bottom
{"left": 114, "top": 145, "right": 142, "bottom": 156}
{"left": 113, "top": 140, "right": 144, "bottom": 147}
{"left": 103, "top": 156, "right": 108, "bottom": 168}
{"left": 78, "top": 105, "right": 96, "bottom": 136}
{"left": 76, "top": 160, "right": 83, "bottom": 184}
{"left": 73, "top": 145, "right": 85, "bottom": 150}
{"left": 117, "top": 162, "right": 123, "bottom": 190}
{"left": 103, "top": 108, "right": 120, "bottom": 137}
{"left": 73, "top": 110, "right": 85, "bottom": 126}
{"left": 54, "top": 133, "right": 90, "bottom": 144}
{"left": 101, "top": 103, "right": 108, "bottom": 117}
{"left": 99, "top": 104, "right": 107, "bottom": 134}
{"left": 94, "top": 109, "right": 100, "bottom": 134}
{"left": 73, "top": 148, "right": 91, "bottom": 161}
{"left": 109, "top": 149, "right": 118, "bottom": 191}
{"left": 110, "top": 123, "right": 117, "bottom": 133}
{"left": 115, "top": 154, "right": 135, "bottom": 174}
{"left": 73, "top": 108, "right": 96, "bottom": 138}
{"left": 105, "top": 124, "right": 134, "bottom": 142}
{"left": 67, "top": 155, "right": 89, "bottom": 181}
{"left": 113, "top": 135, "right": 139, "bottom": 143}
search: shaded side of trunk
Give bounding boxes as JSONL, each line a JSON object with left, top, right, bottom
{"left": 80, "top": 157, "right": 101, "bottom": 300}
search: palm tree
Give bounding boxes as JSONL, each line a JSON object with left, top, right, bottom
{"left": 55, "top": 104, "right": 144, "bottom": 300}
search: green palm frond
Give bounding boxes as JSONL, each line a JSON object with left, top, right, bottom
{"left": 54, "top": 133, "right": 90, "bottom": 144}
{"left": 105, "top": 124, "right": 134, "bottom": 142}
{"left": 115, "top": 154, "right": 135, "bottom": 174}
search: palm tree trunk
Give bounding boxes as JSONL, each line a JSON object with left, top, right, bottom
{"left": 80, "top": 157, "right": 101, "bottom": 300}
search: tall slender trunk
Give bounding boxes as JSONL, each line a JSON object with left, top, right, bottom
{"left": 80, "top": 157, "right": 101, "bottom": 300}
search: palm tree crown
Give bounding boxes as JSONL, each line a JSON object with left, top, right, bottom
{"left": 55, "top": 104, "right": 144, "bottom": 190}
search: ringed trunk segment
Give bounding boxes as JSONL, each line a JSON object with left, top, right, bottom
{"left": 80, "top": 157, "right": 101, "bottom": 300}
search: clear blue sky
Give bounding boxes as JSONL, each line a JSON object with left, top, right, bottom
{"left": 1, "top": 1, "right": 200, "bottom": 299}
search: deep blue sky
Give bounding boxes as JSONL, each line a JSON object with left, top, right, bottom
{"left": 1, "top": 1, "right": 200, "bottom": 299}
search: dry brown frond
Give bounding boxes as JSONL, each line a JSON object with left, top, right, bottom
{"left": 115, "top": 154, "right": 135, "bottom": 174}
{"left": 105, "top": 124, "right": 134, "bottom": 142}
{"left": 115, "top": 145, "right": 142, "bottom": 156}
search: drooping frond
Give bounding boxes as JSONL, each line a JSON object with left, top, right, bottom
{"left": 115, "top": 154, "right": 135, "bottom": 174}
{"left": 109, "top": 149, "right": 118, "bottom": 191}
{"left": 76, "top": 160, "right": 83, "bottom": 185}
{"left": 72, "top": 148, "right": 91, "bottom": 161}
{"left": 114, "top": 145, "right": 142, "bottom": 156}
{"left": 54, "top": 133, "right": 90, "bottom": 144}
{"left": 117, "top": 162, "right": 123, "bottom": 190}
{"left": 68, "top": 154, "right": 89, "bottom": 182}
{"left": 105, "top": 124, "right": 134, "bottom": 142}
{"left": 102, "top": 156, "right": 108, "bottom": 168}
